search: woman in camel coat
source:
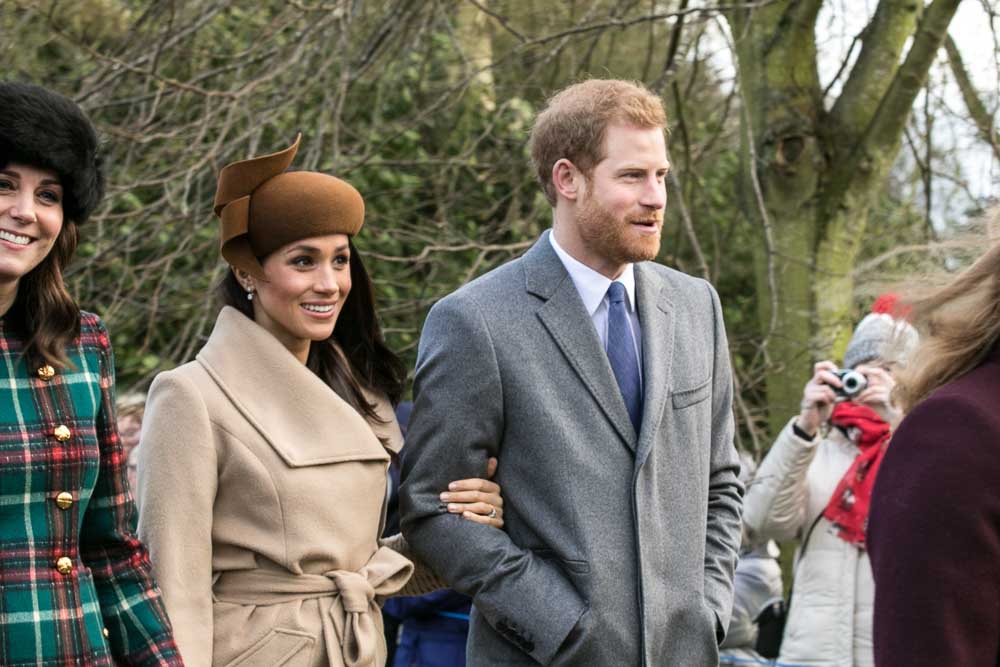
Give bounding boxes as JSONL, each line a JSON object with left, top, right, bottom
{"left": 136, "top": 136, "right": 503, "bottom": 667}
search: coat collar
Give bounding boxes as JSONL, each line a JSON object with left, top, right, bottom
{"left": 634, "top": 261, "right": 675, "bottom": 469}
{"left": 523, "top": 230, "right": 569, "bottom": 300}
{"left": 525, "top": 232, "right": 635, "bottom": 450}
{"left": 196, "top": 307, "right": 399, "bottom": 467}
{"left": 547, "top": 231, "right": 637, "bottom": 317}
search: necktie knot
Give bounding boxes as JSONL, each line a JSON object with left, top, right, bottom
{"left": 608, "top": 281, "right": 627, "bottom": 305}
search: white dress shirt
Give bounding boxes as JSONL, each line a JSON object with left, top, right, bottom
{"left": 549, "top": 232, "right": 643, "bottom": 383}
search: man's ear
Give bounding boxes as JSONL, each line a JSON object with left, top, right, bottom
{"left": 552, "top": 159, "right": 584, "bottom": 202}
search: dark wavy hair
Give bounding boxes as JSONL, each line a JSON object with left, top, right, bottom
{"left": 1, "top": 82, "right": 104, "bottom": 367}
{"left": 218, "top": 239, "right": 406, "bottom": 423}
{"left": 4, "top": 222, "right": 81, "bottom": 368}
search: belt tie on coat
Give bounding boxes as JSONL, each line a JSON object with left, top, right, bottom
{"left": 213, "top": 546, "right": 413, "bottom": 667}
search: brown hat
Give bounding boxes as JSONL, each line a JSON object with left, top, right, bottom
{"left": 213, "top": 134, "right": 365, "bottom": 279}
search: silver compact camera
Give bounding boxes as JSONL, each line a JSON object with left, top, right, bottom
{"left": 832, "top": 369, "right": 868, "bottom": 398}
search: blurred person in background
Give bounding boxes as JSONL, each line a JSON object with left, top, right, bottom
{"left": 743, "top": 296, "right": 918, "bottom": 667}
{"left": 116, "top": 392, "right": 146, "bottom": 493}
{"left": 868, "top": 214, "right": 1000, "bottom": 667}
{"left": 384, "top": 402, "right": 477, "bottom": 667}
{"left": 720, "top": 452, "right": 785, "bottom": 667}
{"left": 0, "top": 81, "right": 181, "bottom": 666}
{"left": 382, "top": 402, "right": 411, "bottom": 665}
{"left": 388, "top": 590, "right": 472, "bottom": 667}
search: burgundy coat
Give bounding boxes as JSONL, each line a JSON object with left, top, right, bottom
{"left": 868, "top": 344, "right": 1000, "bottom": 667}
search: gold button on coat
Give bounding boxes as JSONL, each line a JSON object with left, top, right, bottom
{"left": 55, "top": 492, "right": 73, "bottom": 510}
{"left": 53, "top": 425, "right": 71, "bottom": 442}
{"left": 103, "top": 627, "right": 110, "bottom": 638}
{"left": 37, "top": 365, "right": 56, "bottom": 381}
{"left": 55, "top": 557, "right": 73, "bottom": 575}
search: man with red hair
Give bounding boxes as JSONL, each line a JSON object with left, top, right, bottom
{"left": 401, "top": 79, "right": 743, "bottom": 666}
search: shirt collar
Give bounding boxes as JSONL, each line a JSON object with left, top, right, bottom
{"left": 549, "top": 231, "right": 636, "bottom": 316}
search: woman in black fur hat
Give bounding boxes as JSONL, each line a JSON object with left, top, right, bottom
{"left": 0, "top": 82, "right": 182, "bottom": 666}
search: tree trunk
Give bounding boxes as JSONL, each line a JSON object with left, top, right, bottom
{"left": 725, "top": 0, "right": 961, "bottom": 437}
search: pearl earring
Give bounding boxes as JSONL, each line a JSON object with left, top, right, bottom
{"left": 246, "top": 290, "right": 254, "bottom": 301}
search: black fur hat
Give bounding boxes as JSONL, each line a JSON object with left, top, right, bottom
{"left": 0, "top": 81, "right": 105, "bottom": 224}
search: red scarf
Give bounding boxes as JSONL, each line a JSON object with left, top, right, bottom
{"left": 821, "top": 401, "right": 891, "bottom": 549}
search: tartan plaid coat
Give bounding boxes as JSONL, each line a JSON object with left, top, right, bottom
{"left": 0, "top": 311, "right": 182, "bottom": 666}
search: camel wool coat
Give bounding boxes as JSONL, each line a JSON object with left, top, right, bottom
{"left": 136, "top": 306, "right": 425, "bottom": 667}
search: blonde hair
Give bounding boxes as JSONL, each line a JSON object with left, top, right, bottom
{"left": 116, "top": 391, "right": 147, "bottom": 419}
{"left": 529, "top": 79, "right": 667, "bottom": 206}
{"left": 895, "top": 208, "right": 1000, "bottom": 412}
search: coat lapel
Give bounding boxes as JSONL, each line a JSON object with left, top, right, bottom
{"left": 634, "top": 263, "right": 675, "bottom": 469}
{"left": 196, "top": 307, "right": 396, "bottom": 467}
{"left": 526, "top": 232, "right": 637, "bottom": 452}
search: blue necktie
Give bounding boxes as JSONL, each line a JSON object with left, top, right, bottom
{"left": 606, "top": 282, "right": 642, "bottom": 435}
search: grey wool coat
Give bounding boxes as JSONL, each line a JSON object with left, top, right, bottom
{"left": 400, "top": 231, "right": 744, "bottom": 666}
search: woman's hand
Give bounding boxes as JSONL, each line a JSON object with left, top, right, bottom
{"left": 854, "top": 364, "right": 903, "bottom": 429}
{"left": 796, "top": 360, "right": 841, "bottom": 437}
{"left": 440, "top": 457, "right": 504, "bottom": 527}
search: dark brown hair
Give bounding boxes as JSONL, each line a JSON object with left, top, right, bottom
{"left": 218, "top": 239, "right": 406, "bottom": 424}
{"left": 4, "top": 220, "right": 81, "bottom": 368}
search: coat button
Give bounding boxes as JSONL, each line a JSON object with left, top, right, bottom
{"left": 37, "top": 365, "right": 56, "bottom": 381}
{"left": 103, "top": 627, "right": 110, "bottom": 638}
{"left": 55, "top": 492, "right": 74, "bottom": 510}
{"left": 53, "top": 425, "right": 71, "bottom": 442}
{"left": 55, "top": 556, "right": 73, "bottom": 575}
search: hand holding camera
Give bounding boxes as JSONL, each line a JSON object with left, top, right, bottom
{"left": 796, "top": 361, "right": 901, "bottom": 438}
{"left": 831, "top": 369, "right": 868, "bottom": 397}
{"left": 850, "top": 364, "right": 902, "bottom": 428}
{"left": 795, "top": 360, "right": 841, "bottom": 437}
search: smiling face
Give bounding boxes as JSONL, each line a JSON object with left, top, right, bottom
{"left": 555, "top": 123, "right": 669, "bottom": 278}
{"left": 0, "top": 163, "right": 65, "bottom": 290}
{"left": 238, "top": 233, "right": 352, "bottom": 363}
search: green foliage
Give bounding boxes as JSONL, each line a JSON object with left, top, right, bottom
{"left": 0, "top": 1, "right": 781, "bottom": 434}
{"left": 4, "top": 0, "right": 976, "bottom": 451}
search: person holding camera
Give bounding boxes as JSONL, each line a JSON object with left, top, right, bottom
{"left": 743, "top": 296, "right": 918, "bottom": 667}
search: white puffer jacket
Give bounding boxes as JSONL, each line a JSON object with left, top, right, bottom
{"left": 744, "top": 419, "right": 874, "bottom": 667}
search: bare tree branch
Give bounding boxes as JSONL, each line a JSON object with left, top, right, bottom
{"left": 944, "top": 33, "right": 1000, "bottom": 161}
{"left": 829, "top": 0, "right": 921, "bottom": 136}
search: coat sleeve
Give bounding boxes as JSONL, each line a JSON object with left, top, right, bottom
{"left": 137, "top": 369, "right": 218, "bottom": 667}
{"left": 868, "top": 394, "right": 1000, "bottom": 666}
{"left": 399, "top": 293, "right": 588, "bottom": 666}
{"left": 743, "top": 418, "right": 820, "bottom": 543}
{"left": 378, "top": 532, "right": 446, "bottom": 596}
{"left": 78, "top": 318, "right": 183, "bottom": 666}
{"left": 702, "top": 282, "right": 746, "bottom": 641}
